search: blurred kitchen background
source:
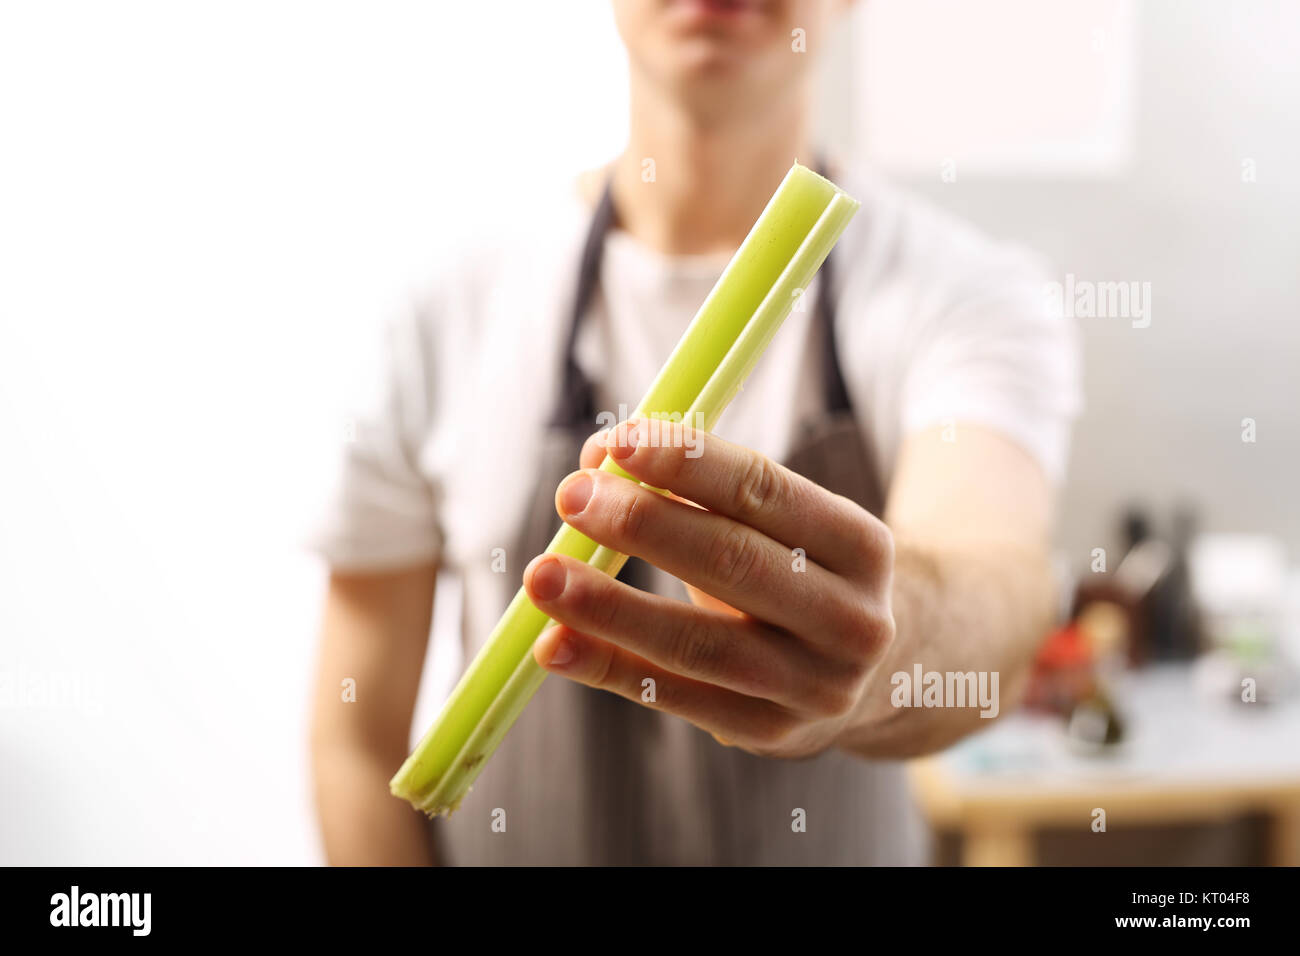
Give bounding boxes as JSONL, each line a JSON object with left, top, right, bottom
{"left": 1, "top": 0, "right": 1297, "bottom": 864}
{"left": 833, "top": 0, "right": 1300, "bottom": 866}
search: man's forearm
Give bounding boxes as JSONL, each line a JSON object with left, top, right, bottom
{"left": 312, "top": 737, "right": 436, "bottom": 866}
{"left": 836, "top": 537, "right": 1056, "bottom": 759}
{"left": 311, "top": 564, "right": 440, "bottom": 865}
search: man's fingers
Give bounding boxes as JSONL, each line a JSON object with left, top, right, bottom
{"left": 599, "top": 419, "right": 891, "bottom": 581}
{"left": 531, "top": 624, "right": 800, "bottom": 753}
{"left": 551, "top": 469, "right": 877, "bottom": 653}
{"left": 523, "top": 553, "right": 827, "bottom": 709}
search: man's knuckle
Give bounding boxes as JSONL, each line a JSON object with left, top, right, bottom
{"left": 612, "top": 491, "right": 649, "bottom": 543}
{"left": 668, "top": 621, "right": 716, "bottom": 676}
{"left": 588, "top": 642, "right": 616, "bottom": 688}
{"left": 586, "top": 583, "right": 622, "bottom": 634}
{"left": 853, "top": 605, "right": 895, "bottom": 656}
{"left": 872, "top": 610, "right": 897, "bottom": 650}
{"left": 824, "top": 597, "right": 879, "bottom": 659}
{"left": 859, "top": 517, "right": 894, "bottom": 563}
{"left": 708, "top": 525, "right": 762, "bottom": 591}
{"left": 815, "top": 672, "right": 862, "bottom": 718}
{"left": 734, "top": 455, "right": 782, "bottom": 521}
{"left": 642, "top": 430, "right": 688, "bottom": 487}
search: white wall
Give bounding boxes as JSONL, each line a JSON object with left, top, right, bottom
{"left": 862, "top": 0, "right": 1300, "bottom": 561}
{"left": 0, "top": 0, "right": 627, "bottom": 865}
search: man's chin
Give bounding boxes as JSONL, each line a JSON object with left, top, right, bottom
{"left": 671, "top": 38, "right": 750, "bottom": 78}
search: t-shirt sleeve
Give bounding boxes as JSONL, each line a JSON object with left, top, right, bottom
{"left": 306, "top": 297, "right": 443, "bottom": 571}
{"left": 898, "top": 249, "right": 1083, "bottom": 484}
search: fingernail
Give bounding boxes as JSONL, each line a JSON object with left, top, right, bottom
{"left": 605, "top": 422, "right": 641, "bottom": 460}
{"left": 558, "top": 472, "right": 593, "bottom": 516}
{"left": 546, "top": 637, "right": 575, "bottom": 668}
{"left": 530, "top": 556, "right": 567, "bottom": 601}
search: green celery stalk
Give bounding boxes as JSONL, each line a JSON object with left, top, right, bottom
{"left": 391, "top": 164, "right": 860, "bottom": 815}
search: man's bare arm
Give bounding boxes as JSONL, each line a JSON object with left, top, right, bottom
{"left": 519, "top": 419, "right": 1055, "bottom": 763}
{"left": 837, "top": 424, "right": 1057, "bottom": 758}
{"left": 310, "top": 562, "right": 438, "bottom": 865}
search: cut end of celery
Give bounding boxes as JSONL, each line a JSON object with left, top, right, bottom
{"left": 390, "top": 763, "right": 466, "bottom": 817}
{"left": 389, "top": 723, "right": 494, "bottom": 816}
{"left": 391, "top": 743, "right": 492, "bottom": 816}
{"left": 390, "top": 779, "right": 466, "bottom": 818}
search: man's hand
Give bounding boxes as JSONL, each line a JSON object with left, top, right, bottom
{"left": 523, "top": 418, "right": 896, "bottom": 759}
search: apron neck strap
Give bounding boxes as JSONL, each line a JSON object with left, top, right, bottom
{"left": 550, "top": 179, "right": 616, "bottom": 427}
{"left": 551, "top": 162, "right": 853, "bottom": 429}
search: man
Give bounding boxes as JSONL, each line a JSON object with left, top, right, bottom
{"left": 310, "top": 0, "right": 1080, "bottom": 865}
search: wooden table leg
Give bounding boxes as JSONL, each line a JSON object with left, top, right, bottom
{"left": 963, "top": 824, "right": 1033, "bottom": 867}
{"left": 1270, "top": 799, "right": 1300, "bottom": 866}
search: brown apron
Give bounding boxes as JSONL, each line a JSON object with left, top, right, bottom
{"left": 433, "top": 178, "right": 926, "bottom": 865}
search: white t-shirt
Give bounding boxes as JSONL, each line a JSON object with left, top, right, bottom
{"left": 308, "top": 165, "right": 1081, "bottom": 863}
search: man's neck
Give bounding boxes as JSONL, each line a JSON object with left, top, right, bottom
{"left": 609, "top": 80, "right": 816, "bottom": 256}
